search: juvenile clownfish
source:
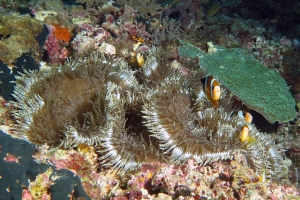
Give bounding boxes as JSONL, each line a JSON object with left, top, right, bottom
{"left": 204, "top": 76, "right": 221, "bottom": 107}
{"left": 238, "top": 111, "right": 253, "bottom": 142}
{"left": 136, "top": 52, "right": 144, "bottom": 67}
{"left": 238, "top": 110, "right": 253, "bottom": 123}
{"left": 240, "top": 124, "right": 250, "bottom": 143}
{"left": 244, "top": 112, "right": 253, "bottom": 124}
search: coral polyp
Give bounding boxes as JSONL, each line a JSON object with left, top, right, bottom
{"left": 11, "top": 48, "right": 288, "bottom": 180}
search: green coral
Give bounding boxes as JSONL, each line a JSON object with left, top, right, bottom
{"left": 178, "top": 39, "right": 296, "bottom": 123}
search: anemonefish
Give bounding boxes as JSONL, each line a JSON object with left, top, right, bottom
{"left": 238, "top": 110, "right": 253, "bottom": 123}
{"left": 240, "top": 124, "right": 250, "bottom": 142}
{"left": 136, "top": 52, "right": 144, "bottom": 67}
{"left": 204, "top": 76, "right": 221, "bottom": 107}
{"left": 238, "top": 111, "right": 253, "bottom": 142}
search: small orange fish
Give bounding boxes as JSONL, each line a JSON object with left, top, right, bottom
{"left": 238, "top": 110, "right": 253, "bottom": 124}
{"left": 204, "top": 76, "right": 221, "bottom": 107}
{"left": 244, "top": 112, "right": 253, "bottom": 124}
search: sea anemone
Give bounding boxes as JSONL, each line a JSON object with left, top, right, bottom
{"left": 11, "top": 49, "right": 289, "bottom": 179}
{"left": 142, "top": 68, "right": 288, "bottom": 179}
{"left": 12, "top": 54, "right": 129, "bottom": 147}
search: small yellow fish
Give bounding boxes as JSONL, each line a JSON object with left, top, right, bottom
{"left": 204, "top": 76, "right": 221, "bottom": 107}
{"left": 136, "top": 52, "right": 144, "bottom": 67}
{"left": 238, "top": 111, "right": 253, "bottom": 142}
{"left": 240, "top": 124, "right": 250, "bottom": 142}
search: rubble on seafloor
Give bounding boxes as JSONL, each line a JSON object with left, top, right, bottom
{"left": 0, "top": 0, "right": 300, "bottom": 199}
{"left": 23, "top": 144, "right": 299, "bottom": 199}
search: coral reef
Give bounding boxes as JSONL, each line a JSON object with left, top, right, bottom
{"left": 27, "top": 168, "right": 53, "bottom": 199}
{"left": 1, "top": 0, "right": 300, "bottom": 199}
{"left": 0, "top": 14, "right": 44, "bottom": 65}
{"left": 44, "top": 25, "right": 69, "bottom": 63}
{"left": 29, "top": 0, "right": 69, "bottom": 21}
{"left": 28, "top": 146, "right": 300, "bottom": 199}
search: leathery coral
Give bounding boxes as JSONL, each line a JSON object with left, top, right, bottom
{"left": 11, "top": 47, "right": 289, "bottom": 180}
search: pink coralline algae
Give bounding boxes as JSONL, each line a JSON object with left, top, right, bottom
{"left": 22, "top": 189, "right": 34, "bottom": 200}
{"left": 33, "top": 145, "right": 123, "bottom": 199}
{"left": 120, "top": 157, "right": 299, "bottom": 199}
{"left": 31, "top": 149, "right": 298, "bottom": 200}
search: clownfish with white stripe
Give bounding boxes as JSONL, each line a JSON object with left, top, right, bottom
{"left": 204, "top": 76, "right": 221, "bottom": 107}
